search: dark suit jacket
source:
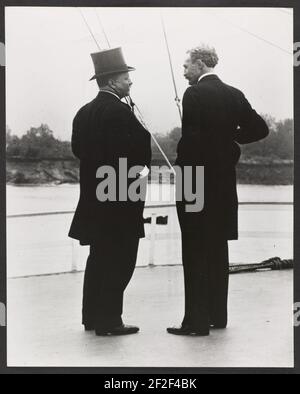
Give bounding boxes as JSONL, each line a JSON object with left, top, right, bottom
{"left": 176, "top": 75, "right": 269, "bottom": 240}
{"left": 69, "top": 91, "right": 152, "bottom": 245}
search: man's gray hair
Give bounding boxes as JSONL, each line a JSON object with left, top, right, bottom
{"left": 187, "top": 44, "right": 219, "bottom": 68}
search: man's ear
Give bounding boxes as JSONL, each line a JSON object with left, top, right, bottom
{"left": 108, "top": 78, "right": 114, "bottom": 88}
{"left": 196, "top": 59, "right": 205, "bottom": 71}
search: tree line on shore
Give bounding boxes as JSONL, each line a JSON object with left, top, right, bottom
{"left": 6, "top": 115, "right": 293, "bottom": 163}
{"left": 151, "top": 116, "right": 293, "bottom": 164}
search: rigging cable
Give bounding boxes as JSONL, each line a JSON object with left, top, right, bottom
{"left": 91, "top": 9, "right": 133, "bottom": 111}
{"left": 78, "top": 9, "right": 101, "bottom": 51}
{"left": 77, "top": 8, "right": 176, "bottom": 174}
{"left": 134, "top": 103, "right": 176, "bottom": 174}
{"left": 212, "top": 12, "right": 293, "bottom": 55}
{"left": 160, "top": 13, "right": 182, "bottom": 121}
{"left": 94, "top": 9, "right": 111, "bottom": 49}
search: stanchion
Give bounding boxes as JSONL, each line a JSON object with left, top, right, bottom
{"left": 149, "top": 213, "right": 157, "bottom": 267}
{"left": 71, "top": 239, "right": 79, "bottom": 272}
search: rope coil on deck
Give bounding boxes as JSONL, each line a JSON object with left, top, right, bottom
{"left": 229, "top": 257, "right": 293, "bottom": 274}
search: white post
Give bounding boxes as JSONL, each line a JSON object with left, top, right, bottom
{"left": 149, "top": 213, "right": 157, "bottom": 267}
{"left": 71, "top": 239, "right": 79, "bottom": 272}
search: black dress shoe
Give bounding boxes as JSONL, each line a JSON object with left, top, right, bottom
{"left": 210, "top": 321, "right": 227, "bottom": 329}
{"left": 167, "top": 326, "right": 209, "bottom": 336}
{"left": 95, "top": 324, "right": 140, "bottom": 336}
{"left": 210, "top": 324, "right": 227, "bottom": 329}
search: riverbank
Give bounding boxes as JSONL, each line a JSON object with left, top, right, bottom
{"left": 6, "top": 158, "right": 293, "bottom": 185}
{"left": 6, "top": 158, "right": 79, "bottom": 185}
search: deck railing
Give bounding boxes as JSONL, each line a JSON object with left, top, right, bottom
{"left": 7, "top": 201, "right": 293, "bottom": 274}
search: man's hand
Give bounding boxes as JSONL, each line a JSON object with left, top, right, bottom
{"left": 138, "top": 166, "right": 150, "bottom": 179}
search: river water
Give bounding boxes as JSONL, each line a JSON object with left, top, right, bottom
{"left": 6, "top": 183, "right": 293, "bottom": 215}
{"left": 6, "top": 184, "right": 293, "bottom": 277}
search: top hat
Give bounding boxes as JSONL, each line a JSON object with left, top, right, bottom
{"left": 90, "top": 47, "right": 135, "bottom": 81}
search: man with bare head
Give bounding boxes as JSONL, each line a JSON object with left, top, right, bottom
{"left": 168, "top": 44, "right": 269, "bottom": 336}
{"left": 183, "top": 44, "right": 219, "bottom": 86}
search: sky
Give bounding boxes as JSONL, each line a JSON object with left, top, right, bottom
{"left": 5, "top": 7, "right": 294, "bottom": 140}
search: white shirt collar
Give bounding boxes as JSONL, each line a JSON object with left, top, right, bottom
{"left": 100, "top": 89, "right": 120, "bottom": 100}
{"left": 198, "top": 72, "right": 217, "bottom": 83}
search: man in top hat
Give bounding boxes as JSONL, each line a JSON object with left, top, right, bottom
{"left": 69, "top": 47, "right": 152, "bottom": 336}
{"left": 167, "top": 44, "right": 269, "bottom": 336}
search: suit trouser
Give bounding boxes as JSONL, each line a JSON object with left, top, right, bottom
{"left": 82, "top": 235, "right": 140, "bottom": 329}
{"left": 181, "top": 232, "right": 229, "bottom": 330}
